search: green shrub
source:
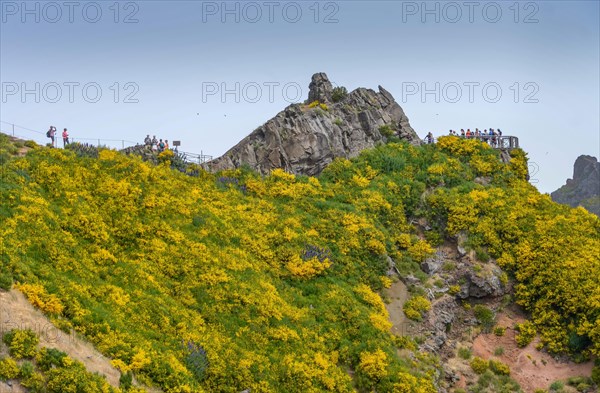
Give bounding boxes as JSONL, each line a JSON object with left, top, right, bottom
{"left": 3, "top": 329, "right": 39, "bottom": 359}
{"left": 21, "top": 371, "right": 46, "bottom": 392}
{"left": 184, "top": 341, "right": 209, "bottom": 382}
{"left": 591, "top": 364, "right": 600, "bottom": 384}
{"left": 36, "top": 347, "right": 67, "bottom": 371}
{"left": 434, "top": 278, "right": 445, "bottom": 288}
{"left": 475, "top": 247, "right": 490, "bottom": 262}
{"left": 334, "top": 118, "right": 343, "bottom": 126}
{"left": 0, "top": 271, "right": 12, "bottom": 290}
{"left": 379, "top": 125, "right": 395, "bottom": 138}
{"left": 470, "top": 357, "right": 489, "bottom": 374}
{"left": 566, "top": 376, "right": 593, "bottom": 392}
{"left": 473, "top": 305, "right": 495, "bottom": 331}
{"left": 494, "top": 346, "right": 505, "bottom": 356}
{"left": 120, "top": 371, "right": 133, "bottom": 390}
{"left": 24, "top": 140, "right": 38, "bottom": 148}
{"left": 442, "top": 262, "right": 456, "bottom": 272}
{"left": 0, "top": 357, "right": 20, "bottom": 380}
{"left": 494, "top": 327, "right": 506, "bottom": 337}
{"left": 457, "top": 347, "right": 472, "bottom": 360}
{"left": 19, "top": 361, "right": 35, "bottom": 378}
{"left": 549, "top": 380, "right": 564, "bottom": 392}
{"left": 331, "top": 86, "right": 348, "bottom": 102}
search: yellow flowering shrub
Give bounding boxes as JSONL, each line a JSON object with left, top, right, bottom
{"left": 0, "top": 357, "right": 20, "bottom": 380}
{"left": 407, "top": 240, "right": 434, "bottom": 262}
{"left": 393, "top": 372, "right": 437, "bottom": 393}
{"left": 358, "top": 349, "right": 388, "bottom": 380}
{"left": 285, "top": 255, "right": 331, "bottom": 278}
{"left": 15, "top": 283, "right": 64, "bottom": 315}
{"left": 470, "top": 357, "right": 489, "bottom": 374}
{"left": 3, "top": 329, "right": 39, "bottom": 359}
{"left": 515, "top": 321, "right": 536, "bottom": 348}
{"left": 403, "top": 296, "right": 431, "bottom": 321}
{"left": 370, "top": 313, "right": 393, "bottom": 332}
{"left": 380, "top": 276, "right": 393, "bottom": 289}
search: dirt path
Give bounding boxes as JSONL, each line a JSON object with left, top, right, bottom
{"left": 384, "top": 280, "right": 410, "bottom": 337}
{"left": 472, "top": 312, "right": 594, "bottom": 392}
{"left": 0, "top": 289, "right": 121, "bottom": 388}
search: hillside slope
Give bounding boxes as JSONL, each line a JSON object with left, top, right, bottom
{"left": 1, "top": 136, "right": 599, "bottom": 392}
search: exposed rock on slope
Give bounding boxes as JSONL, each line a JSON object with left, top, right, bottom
{"left": 551, "top": 155, "right": 600, "bottom": 216}
{"left": 207, "top": 73, "right": 421, "bottom": 176}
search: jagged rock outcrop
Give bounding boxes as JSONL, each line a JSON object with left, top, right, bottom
{"left": 551, "top": 155, "right": 600, "bottom": 216}
{"left": 460, "top": 266, "right": 505, "bottom": 299}
{"left": 424, "top": 296, "right": 457, "bottom": 352}
{"left": 306, "top": 72, "right": 333, "bottom": 104}
{"left": 421, "top": 250, "right": 445, "bottom": 275}
{"left": 206, "top": 73, "right": 421, "bottom": 176}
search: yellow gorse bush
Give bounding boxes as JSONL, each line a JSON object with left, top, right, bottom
{"left": 0, "top": 135, "right": 598, "bottom": 391}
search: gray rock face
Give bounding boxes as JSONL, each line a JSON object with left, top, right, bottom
{"left": 551, "top": 155, "right": 600, "bottom": 217}
{"left": 424, "top": 296, "right": 457, "bottom": 352}
{"left": 421, "top": 250, "right": 445, "bottom": 275}
{"left": 306, "top": 72, "right": 334, "bottom": 104}
{"left": 457, "top": 265, "right": 504, "bottom": 299}
{"left": 206, "top": 73, "right": 421, "bottom": 176}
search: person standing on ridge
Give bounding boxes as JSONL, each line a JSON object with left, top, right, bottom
{"left": 425, "top": 132, "right": 434, "bottom": 144}
{"left": 62, "top": 128, "right": 69, "bottom": 146}
{"left": 47, "top": 126, "right": 56, "bottom": 146}
{"left": 144, "top": 134, "right": 151, "bottom": 147}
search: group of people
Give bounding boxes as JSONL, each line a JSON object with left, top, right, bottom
{"left": 144, "top": 135, "right": 170, "bottom": 152}
{"left": 47, "top": 126, "right": 70, "bottom": 147}
{"left": 425, "top": 128, "right": 504, "bottom": 147}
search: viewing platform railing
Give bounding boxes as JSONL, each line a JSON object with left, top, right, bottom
{"left": 176, "top": 150, "right": 213, "bottom": 164}
{"left": 426, "top": 135, "right": 519, "bottom": 150}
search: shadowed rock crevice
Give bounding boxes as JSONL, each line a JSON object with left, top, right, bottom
{"left": 207, "top": 73, "right": 421, "bottom": 176}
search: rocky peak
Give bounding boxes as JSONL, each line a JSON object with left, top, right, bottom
{"left": 306, "top": 72, "right": 334, "bottom": 104}
{"left": 551, "top": 155, "right": 600, "bottom": 216}
{"left": 207, "top": 73, "right": 421, "bottom": 176}
{"left": 573, "top": 155, "right": 599, "bottom": 184}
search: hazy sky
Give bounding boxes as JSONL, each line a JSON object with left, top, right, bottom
{"left": 1, "top": 0, "right": 599, "bottom": 193}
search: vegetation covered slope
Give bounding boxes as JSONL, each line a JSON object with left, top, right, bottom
{"left": 0, "top": 135, "right": 598, "bottom": 392}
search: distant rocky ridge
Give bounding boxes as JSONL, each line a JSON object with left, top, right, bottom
{"left": 206, "top": 73, "right": 421, "bottom": 176}
{"left": 551, "top": 155, "right": 600, "bottom": 216}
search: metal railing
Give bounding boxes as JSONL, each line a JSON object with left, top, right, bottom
{"left": 0, "top": 120, "right": 46, "bottom": 145}
{"left": 0, "top": 121, "right": 138, "bottom": 150}
{"left": 1, "top": 121, "right": 215, "bottom": 159}
{"left": 176, "top": 150, "right": 213, "bottom": 164}
{"left": 69, "top": 137, "right": 139, "bottom": 150}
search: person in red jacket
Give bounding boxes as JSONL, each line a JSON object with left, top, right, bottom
{"left": 62, "top": 128, "right": 70, "bottom": 146}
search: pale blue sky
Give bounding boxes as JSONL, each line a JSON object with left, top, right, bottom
{"left": 1, "top": 0, "right": 598, "bottom": 193}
